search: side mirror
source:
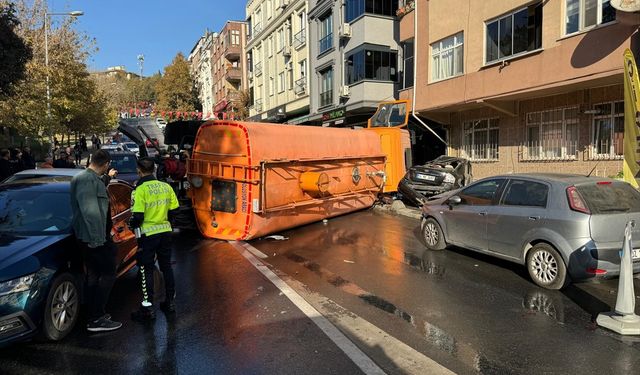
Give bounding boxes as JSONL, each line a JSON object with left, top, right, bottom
{"left": 447, "top": 196, "right": 462, "bottom": 207}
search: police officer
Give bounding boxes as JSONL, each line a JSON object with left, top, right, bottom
{"left": 129, "top": 157, "right": 179, "bottom": 322}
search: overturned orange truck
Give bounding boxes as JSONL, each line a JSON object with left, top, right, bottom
{"left": 187, "top": 101, "right": 412, "bottom": 240}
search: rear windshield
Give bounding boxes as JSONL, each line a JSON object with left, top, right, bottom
{"left": 110, "top": 155, "right": 137, "bottom": 174}
{"left": 577, "top": 182, "right": 640, "bottom": 214}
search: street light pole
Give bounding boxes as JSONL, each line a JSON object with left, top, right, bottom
{"left": 44, "top": 9, "right": 84, "bottom": 156}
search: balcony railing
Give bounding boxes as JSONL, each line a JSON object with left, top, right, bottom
{"left": 397, "top": 0, "right": 415, "bottom": 18}
{"left": 294, "top": 77, "right": 307, "bottom": 95}
{"left": 520, "top": 140, "right": 578, "bottom": 161}
{"left": 225, "top": 67, "right": 242, "bottom": 82}
{"left": 254, "top": 62, "right": 263, "bottom": 77}
{"left": 254, "top": 98, "right": 263, "bottom": 113}
{"left": 319, "top": 90, "right": 333, "bottom": 107}
{"left": 224, "top": 45, "right": 242, "bottom": 60}
{"left": 294, "top": 29, "right": 307, "bottom": 49}
{"left": 226, "top": 90, "right": 242, "bottom": 102}
{"left": 588, "top": 139, "right": 624, "bottom": 160}
{"left": 460, "top": 144, "right": 499, "bottom": 162}
{"left": 319, "top": 33, "right": 333, "bottom": 54}
{"left": 253, "top": 22, "right": 263, "bottom": 36}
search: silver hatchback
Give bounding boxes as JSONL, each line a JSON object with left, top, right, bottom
{"left": 420, "top": 173, "right": 640, "bottom": 289}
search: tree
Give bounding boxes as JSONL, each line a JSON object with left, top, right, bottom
{"left": 0, "top": 3, "right": 32, "bottom": 97}
{"left": 155, "top": 53, "right": 201, "bottom": 113}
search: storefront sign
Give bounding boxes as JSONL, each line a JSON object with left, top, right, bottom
{"left": 321, "top": 107, "right": 346, "bottom": 122}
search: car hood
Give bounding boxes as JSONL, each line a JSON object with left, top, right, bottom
{"left": 424, "top": 189, "right": 461, "bottom": 205}
{"left": 0, "top": 234, "right": 71, "bottom": 281}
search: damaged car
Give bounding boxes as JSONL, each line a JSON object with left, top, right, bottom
{"left": 398, "top": 156, "right": 472, "bottom": 206}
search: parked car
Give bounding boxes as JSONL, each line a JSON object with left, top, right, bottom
{"left": 122, "top": 142, "right": 140, "bottom": 156}
{"left": 420, "top": 173, "right": 640, "bottom": 290}
{"left": 104, "top": 151, "right": 138, "bottom": 185}
{"left": 100, "top": 143, "right": 124, "bottom": 152}
{"left": 0, "top": 173, "right": 137, "bottom": 345}
{"left": 156, "top": 118, "right": 167, "bottom": 129}
{"left": 399, "top": 156, "right": 472, "bottom": 206}
{"left": 145, "top": 138, "right": 160, "bottom": 148}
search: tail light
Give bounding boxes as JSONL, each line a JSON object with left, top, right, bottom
{"left": 567, "top": 186, "right": 590, "bottom": 214}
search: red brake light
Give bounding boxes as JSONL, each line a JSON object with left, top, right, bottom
{"left": 596, "top": 181, "right": 612, "bottom": 185}
{"left": 567, "top": 186, "right": 590, "bottom": 214}
{"left": 586, "top": 267, "right": 607, "bottom": 275}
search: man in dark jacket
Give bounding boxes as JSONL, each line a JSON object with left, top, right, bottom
{"left": 70, "top": 150, "right": 122, "bottom": 332}
{"left": 21, "top": 147, "right": 36, "bottom": 169}
{"left": 0, "top": 149, "right": 11, "bottom": 180}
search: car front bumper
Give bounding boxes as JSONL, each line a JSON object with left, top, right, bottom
{"left": 0, "top": 291, "right": 38, "bottom": 346}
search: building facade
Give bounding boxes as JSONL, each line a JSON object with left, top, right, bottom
{"left": 188, "top": 31, "right": 215, "bottom": 116}
{"left": 246, "top": 0, "right": 310, "bottom": 123}
{"left": 400, "top": 0, "right": 640, "bottom": 179}
{"left": 211, "top": 21, "right": 250, "bottom": 117}
{"left": 307, "top": 0, "right": 402, "bottom": 127}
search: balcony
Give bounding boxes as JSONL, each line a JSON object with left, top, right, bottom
{"left": 294, "top": 77, "right": 307, "bottom": 95}
{"left": 294, "top": 29, "right": 306, "bottom": 49}
{"left": 226, "top": 90, "right": 242, "bottom": 102}
{"left": 254, "top": 98, "right": 263, "bottom": 113}
{"left": 225, "top": 67, "right": 242, "bottom": 82}
{"left": 319, "top": 90, "right": 333, "bottom": 108}
{"left": 520, "top": 140, "right": 578, "bottom": 161}
{"left": 225, "top": 45, "right": 242, "bottom": 61}
{"left": 396, "top": 0, "right": 415, "bottom": 19}
{"left": 318, "top": 33, "right": 333, "bottom": 55}
{"left": 253, "top": 22, "right": 263, "bottom": 37}
{"left": 254, "top": 62, "right": 263, "bottom": 77}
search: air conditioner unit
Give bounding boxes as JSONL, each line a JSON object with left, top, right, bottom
{"left": 283, "top": 46, "right": 292, "bottom": 56}
{"left": 285, "top": 61, "right": 293, "bottom": 71}
{"left": 339, "top": 85, "right": 350, "bottom": 98}
{"left": 340, "top": 23, "right": 352, "bottom": 38}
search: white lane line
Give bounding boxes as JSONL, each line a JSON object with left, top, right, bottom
{"left": 229, "top": 241, "right": 386, "bottom": 375}
{"left": 230, "top": 240, "right": 269, "bottom": 259}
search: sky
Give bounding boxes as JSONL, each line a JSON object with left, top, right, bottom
{"left": 51, "top": 0, "right": 246, "bottom": 75}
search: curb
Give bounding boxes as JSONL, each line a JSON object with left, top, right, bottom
{"left": 373, "top": 201, "right": 423, "bottom": 220}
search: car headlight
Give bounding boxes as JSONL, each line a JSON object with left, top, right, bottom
{"left": 443, "top": 173, "right": 456, "bottom": 184}
{"left": 190, "top": 176, "right": 203, "bottom": 188}
{"left": 0, "top": 274, "right": 35, "bottom": 297}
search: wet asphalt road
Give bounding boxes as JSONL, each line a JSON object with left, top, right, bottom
{"left": 1, "top": 209, "right": 640, "bottom": 374}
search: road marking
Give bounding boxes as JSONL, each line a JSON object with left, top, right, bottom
{"left": 230, "top": 240, "right": 269, "bottom": 259}
{"left": 230, "top": 241, "right": 386, "bottom": 375}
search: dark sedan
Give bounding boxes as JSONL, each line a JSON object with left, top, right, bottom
{"left": 0, "top": 175, "right": 137, "bottom": 345}
{"left": 105, "top": 151, "right": 139, "bottom": 185}
{"left": 398, "top": 156, "right": 472, "bottom": 206}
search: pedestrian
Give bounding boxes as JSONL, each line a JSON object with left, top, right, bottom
{"left": 95, "top": 137, "right": 102, "bottom": 150}
{"left": 74, "top": 143, "right": 82, "bottom": 166}
{"left": 70, "top": 150, "right": 122, "bottom": 332}
{"left": 0, "top": 149, "right": 11, "bottom": 180}
{"left": 40, "top": 156, "right": 54, "bottom": 169}
{"left": 129, "top": 157, "right": 179, "bottom": 322}
{"left": 21, "top": 147, "right": 36, "bottom": 169}
{"left": 80, "top": 135, "right": 87, "bottom": 152}
{"left": 9, "top": 148, "right": 24, "bottom": 174}
{"left": 53, "top": 152, "right": 74, "bottom": 168}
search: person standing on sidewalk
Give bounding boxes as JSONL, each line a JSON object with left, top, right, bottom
{"left": 70, "top": 150, "right": 122, "bottom": 332}
{"left": 129, "top": 157, "right": 179, "bottom": 322}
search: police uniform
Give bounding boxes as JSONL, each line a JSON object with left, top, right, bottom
{"left": 130, "top": 174, "right": 179, "bottom": 314}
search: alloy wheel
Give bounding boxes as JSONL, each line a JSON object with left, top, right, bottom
{"left": 424, "top": 223, "right": 439, "bottom": 247}
{"left": 50, "top": 281, "right": 78, "bottom": 332}
{"left": 530, "top": 250, "right": 558, "bottom": 284}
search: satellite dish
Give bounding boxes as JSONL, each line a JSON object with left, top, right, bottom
{"left": 611, "top": 0, "right": 640, "bottom": 12}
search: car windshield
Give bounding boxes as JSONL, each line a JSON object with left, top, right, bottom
{"left": 124, "top": 143, "right": 138, "bottom": 149}
{"left": 0, "top": 189, "right": 71, "bottom": 235}
{"left": 110, "top": 155, "right": 137, "bottom": 174}
{"left": 577, "top": 182, "right": 640, "bottom": 214}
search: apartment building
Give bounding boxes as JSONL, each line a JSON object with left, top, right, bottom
{"left": 246, "top": 0, "right": 310, "bottom": 123}
{"left": 399, "top": 0, "right": 640, "bottom": 179}
{"left": 211, "top": 21, "right": 250, "bottom": 117}
{"left": 307, "top": 0, "right": 402, "bottom": 127}
{"left": 188, "top": 31, "right": 215, "bottom": 116}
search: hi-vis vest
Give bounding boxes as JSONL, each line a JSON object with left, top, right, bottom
{"left": 132, "top": 179, "right": 179, "bottom": 236}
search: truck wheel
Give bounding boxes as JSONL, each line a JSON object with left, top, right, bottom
{"left": 526, "top": 243, "right": 568, "bottom": 290}
{"left": 422, "top": 218, "right": 446, "bottom": 251}
{"left": 42, "top": 273, "right": 80, "bottom": 341}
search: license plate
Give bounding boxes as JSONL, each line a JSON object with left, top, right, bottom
{"left": 633, "top": 249, "right": 640, "bottom": 260}
{"left": 416, "top": 173, "right": 436, "bottom": 181}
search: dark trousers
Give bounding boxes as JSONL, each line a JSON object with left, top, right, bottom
{"left": 79, "top": 242, "right": 117, "bottom": 321}
{"left": 137, "top": 232, "right": 174, "bottom": 306}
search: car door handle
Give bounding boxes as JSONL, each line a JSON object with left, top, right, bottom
{"left": 478, "top": 212, "right": 487, "bottom": 216}
{"left": 528, "top": 216, "right": 540, "bottom": 221}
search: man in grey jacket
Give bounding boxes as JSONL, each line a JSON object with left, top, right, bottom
{"left": 70, "top": 150, "right": 122, "bottom": 332}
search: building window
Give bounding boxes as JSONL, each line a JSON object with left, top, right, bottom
{"left": 462, "top": 118, "right": 499, "bottom": 161}
{"left": 401, "top": 40, "right": 414, "bottom": 89}
{"left": 431, "top": 32, "right": 463, "bottom": 82}
{"left": 592, "top": 101, "right": 624, "bottom": 159}
{"left": 299, "top": 59, "right": 307, "bottom": 78}
{"left": 524, "top": 107, "right": 579, "bottom": 160}
{"left": 267, "top": 0, "right": 273, "bottom": 19}
{"left": 346, "top": 49, "right": 398, "bottom": 85}
{"left": 319, "top": 13, "right": 333, "bottom": 54}
{"left": 345, "top": 0, "right": 399, "bottom": 23}
{"left": 277, "top": 29, "right": 284, "bottom": 51}
{"left": 278, "top": 72, "right": 285, "bottom": 93}
{"left": 486, "top": 2, "right": 542, "bottom": 64}
{"left": 565, "top": 0, "right": 616, "bottom": 35}
{"left": 319, "top": 68, "right": 333, "bottom": 107}
{"left": 269, "top": 36, "right": 274, "bottom": 57}
{"left": 231, "top": 30, "right": 240, "bottom": 46}
{"left": 288, "top": 70, "right": 294, "bottom": 90}
{"left": 269, "top": 77, "right": 275, "bottom": 96}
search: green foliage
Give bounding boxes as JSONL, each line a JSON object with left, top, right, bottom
{"left": 0, "top": 3, "right": 32, "bottom": 97}
{"left": 155, "top": 53, "right": 201, "bottom": 112}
